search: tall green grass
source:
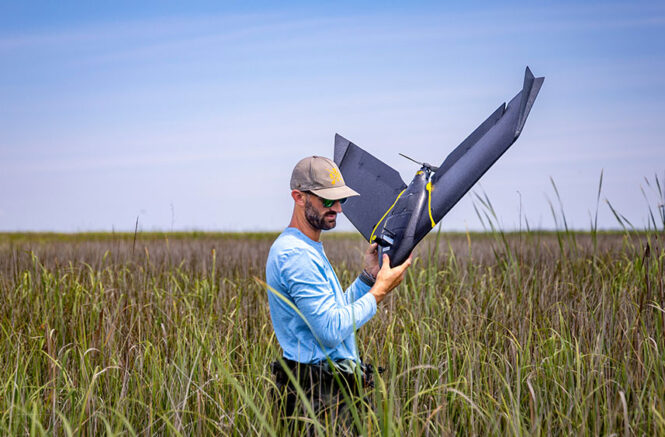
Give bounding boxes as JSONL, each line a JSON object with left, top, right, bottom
{"left": 1, "top": 178, "right": 664, "bottom": 435}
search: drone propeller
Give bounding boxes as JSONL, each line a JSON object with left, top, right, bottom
{"left": 398, "top": 153, "right": 439, "bottom": 172}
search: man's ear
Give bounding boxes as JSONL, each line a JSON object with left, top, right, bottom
{"left": 291, "top": 190, "right": 307, "bottom": 206}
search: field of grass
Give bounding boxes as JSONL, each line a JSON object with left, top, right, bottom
{"left": 0, "top": 225, "right": 664, "bottom": 435}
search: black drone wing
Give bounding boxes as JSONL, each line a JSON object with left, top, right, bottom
{"left": 413, "top": 67, "right": 544, "bottom": 240}
{"left": 334, "top": 134, "right": 407, "bottom": 241}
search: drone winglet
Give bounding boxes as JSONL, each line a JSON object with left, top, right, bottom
{"left": 516, "top": 66, "right": 544, "bottom": 136}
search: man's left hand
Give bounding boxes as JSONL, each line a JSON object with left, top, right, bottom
{"left": 363, "top": 243, "right": 379, "bottom": 278}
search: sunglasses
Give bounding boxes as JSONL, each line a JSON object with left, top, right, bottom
{"left": 307, "top": 192, "right": 347, "bottom": 208}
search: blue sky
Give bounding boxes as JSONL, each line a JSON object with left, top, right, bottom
{"left": 1, "top": 1, "right": 664, "bottom": 232}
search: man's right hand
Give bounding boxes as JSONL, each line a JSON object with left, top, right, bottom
{"left": 369, "top": 254, "right": 412, "bottom": 304}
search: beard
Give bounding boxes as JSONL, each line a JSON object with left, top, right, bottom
{"left": 305, "top": 197, "right": 336, "bottom": 231}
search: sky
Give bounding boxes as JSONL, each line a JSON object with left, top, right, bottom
{"left": 1, "top": 1, "right": 664, "bottom": 232}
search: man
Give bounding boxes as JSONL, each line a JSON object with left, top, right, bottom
{"left": 266, "top": 155, "right": 411, "bottom": 426}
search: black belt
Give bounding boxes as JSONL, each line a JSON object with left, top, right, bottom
{"left": 270, "top": 357, "right": 383, "bottom": 389}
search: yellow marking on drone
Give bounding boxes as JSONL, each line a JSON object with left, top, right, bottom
{"left": 329, "top": 167, "right": 342, "bottom": 185}
{"left": 370, "top": 189, "right": 406, "bottom": 243}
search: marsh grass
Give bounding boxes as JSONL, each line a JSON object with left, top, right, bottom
{"left": 1, "top": 189, "right": 664, "bottom": 434}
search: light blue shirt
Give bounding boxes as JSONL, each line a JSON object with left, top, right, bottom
{"left": 266, "top": 227, "right": 377, "bottom": 364}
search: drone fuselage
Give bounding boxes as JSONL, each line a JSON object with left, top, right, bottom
{"left": 373, "top": 166, "right": 433, "bottom": 267}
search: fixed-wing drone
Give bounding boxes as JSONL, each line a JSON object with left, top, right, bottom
{"left": 334, "top": 67, "right": 544, "bottom": 267}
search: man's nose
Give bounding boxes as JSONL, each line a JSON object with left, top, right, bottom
{"left": 331, "top": 201, "right": 343, "bottom": 213}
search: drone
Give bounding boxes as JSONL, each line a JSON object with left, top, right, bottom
{"left": 334, "top": 67, "right": 544, "bottom": 267}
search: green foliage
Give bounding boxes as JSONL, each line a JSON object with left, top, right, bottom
{"left": 1, "top": 220, "right": 664, "bottom": 434}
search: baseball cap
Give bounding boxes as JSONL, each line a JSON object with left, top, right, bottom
{"left": 290, "top": 156, "right": 360, "bottom": 200}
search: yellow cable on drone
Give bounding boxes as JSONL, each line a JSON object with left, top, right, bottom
{"left": 370, "top": 181, "right": 435, "bottom": 243}
{"left": 369, "top": 189, "right": 406, "bottom": 243}
{"left": 426, "top": 181, "right": 436, "bottom": 228}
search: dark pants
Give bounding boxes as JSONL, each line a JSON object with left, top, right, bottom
{"left": 270, "top": 358, "right": 379, "bottom": 433}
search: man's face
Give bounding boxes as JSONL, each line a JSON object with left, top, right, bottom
{"left": 304, "top": 193, "right": 342, "bottom": 231}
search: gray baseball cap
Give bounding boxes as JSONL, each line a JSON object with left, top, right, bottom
{"left": 290, "top": 156, "right": 360, "bottom": 200}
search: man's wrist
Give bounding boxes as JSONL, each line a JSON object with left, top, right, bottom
{"left": 369, "top": 285, "right": 385, "bottom": 304}
{"left": 359, "top": 269, "right": 376, "bottom": 286}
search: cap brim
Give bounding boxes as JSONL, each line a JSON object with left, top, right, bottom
{"left": 310, "top": 185, "right": 359, "bottom": 200}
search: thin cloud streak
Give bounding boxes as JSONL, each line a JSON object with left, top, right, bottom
{"left": 3, "top": 3, "right": 663, "bottom": 54}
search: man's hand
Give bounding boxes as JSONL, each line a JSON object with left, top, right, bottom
{"left": 363, "top": 243, "right": 380, "bottom": 279}
{"left": 369, "top": 254, "right": 412, "bottom": 304}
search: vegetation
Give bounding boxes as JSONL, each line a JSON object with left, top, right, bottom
{"left": 1, "top": 183, "right": 664, "bottom": 434}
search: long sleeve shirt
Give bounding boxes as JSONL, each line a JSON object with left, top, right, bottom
{"left": 265, "top": 227, "right": 377, "bottom": 364}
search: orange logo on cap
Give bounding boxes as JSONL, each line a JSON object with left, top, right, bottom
{"left": 329, "top": 168, "right": 342, "bottom": 185}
